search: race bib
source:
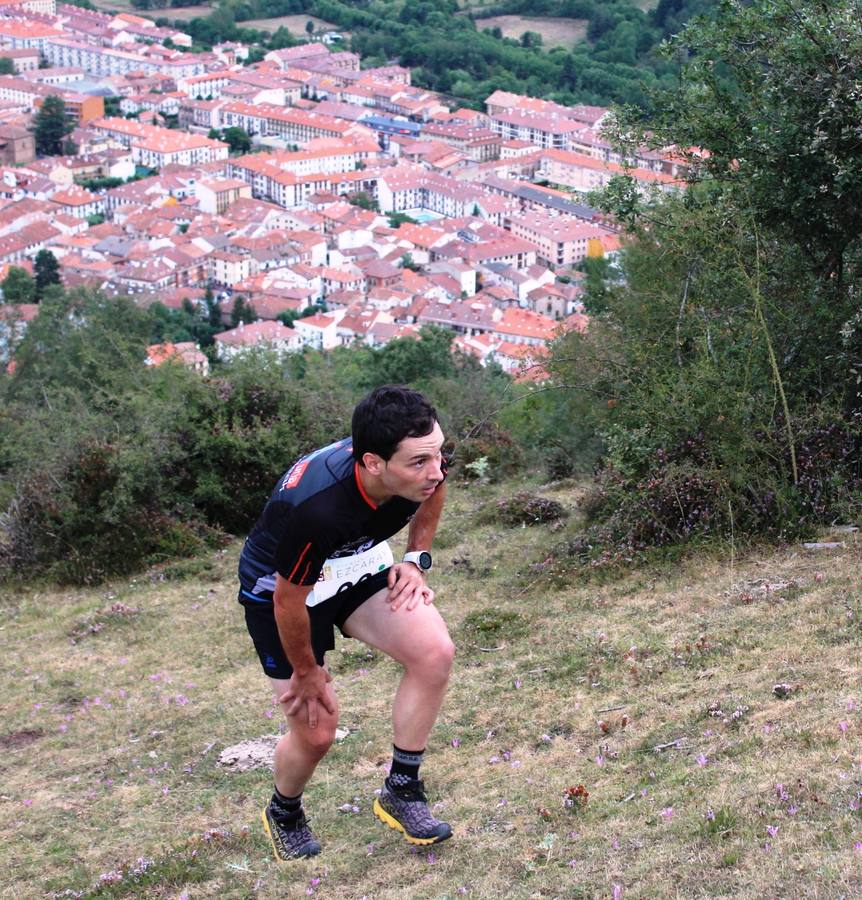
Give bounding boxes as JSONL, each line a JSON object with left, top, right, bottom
{"left": 308, "top": 541, "right": 393, "bottom": 607}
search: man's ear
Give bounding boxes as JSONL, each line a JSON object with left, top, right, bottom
{"left": 361, "top": 451, "right": 385, "bottom": 476}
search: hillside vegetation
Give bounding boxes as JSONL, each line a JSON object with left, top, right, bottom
{"left": 3, "top": 477, "right": 862, "bottom": 898}
{"left": 139, "top": 0, "right": 718, "bottom": 107}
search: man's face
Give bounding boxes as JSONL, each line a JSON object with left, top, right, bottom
{"left": 378, "top": 422, "right": 446, "bottom": 503}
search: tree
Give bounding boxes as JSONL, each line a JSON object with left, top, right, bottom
{"left": 388, "top": 211, "right": 415, "bottom": 228}
{"left": 400, "top": 252, "right": 421, "bottom": 272}
{"left": 0, "top": 58, "right": 14, "bottom": 75}
{"left": 622, "top": 0, "right": 862, "bottom": 289}
{"left": 542, "top": 0, "right": 862, "bottom": 555}
{"left": 32, "top": 95, "right": 68, "bottom": 157}
{"left": 364, "top": 326, "right": 456, "bottom": 388}
{"left": 612, "top": 0, "right": 862, "bottom": 408}
{"left": 33, "top": 249, "right": 60, "bottom": 300}
{"left": 221, "top": 126, "right": 252, "bottom": 155}
{"left": 231, "top": 295, "right": 257, "bottom": 326}
{"left": 305, "top": 19, "right": 314, "bottom": 35}
{"left": 1, "top": 266, "right": 36, "bottom": 304}
{"left": 350, "top": 191, "right": 379, "bottom": 212}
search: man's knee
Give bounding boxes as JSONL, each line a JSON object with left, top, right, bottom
{"left": 413, "top": 633, "right": 455, "bottom": 683}
{"left": 293, "top": 719, "right": 338, "bottom": 758}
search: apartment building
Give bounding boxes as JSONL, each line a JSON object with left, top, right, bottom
{"left": 504, "top": 209, "right": 612, "bottom": 266}
{"left": 196, "top": 177, "right": 252, "bottom": 215}
{"left": 0, "top": 76, "right": 103, "bottom": 122}
{"left": 0, "top": 19, "right": 63, "bottom": 50}
{"left": 90, "top": 117, "right": 228, "bottom": 167}
{"left": 536, "top": 149, "right": 679, "bottom": 195}
{"left": 0, "top": 47, "right": 38, "bottom": 72}
{"left": 218, "top": 102, "right": 368, "bottom": 145}
{"left": 0, "top": 0, "right": 57, "bottom": 14}
{"left": 43, "top": 37, "right": 206, "bottom": 79}
{"left": 377, "top": 166, "right": 491, "bottom": 218}
{"left": 421, "top": 122, "right": 501, "bottom": 162}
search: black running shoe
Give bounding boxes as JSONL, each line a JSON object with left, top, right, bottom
{"left": 261, "top": 805, "right": 321, "bottom": 861}
{"left": 373, "top": 778, "right": 452, "bottom": 846}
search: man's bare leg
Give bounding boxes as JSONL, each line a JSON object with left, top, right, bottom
{"left": 268, "top": 677, "right": 339, "bottom": 796}
{"left": 343, "top": 589, "right": 455, "bottom": 844}
{"left": 342, "top": 589, "right": 454, "bottom": 749}
{"left": 261, "top": 677, "right": 339, "bottom": 861}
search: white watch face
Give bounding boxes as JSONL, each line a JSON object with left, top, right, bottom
{"left": 406, "top": 551, "right": 432, "bottom": 570}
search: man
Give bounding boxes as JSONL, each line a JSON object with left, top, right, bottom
{"left": 237, "top": 385, "right": 455, "bottom": 861}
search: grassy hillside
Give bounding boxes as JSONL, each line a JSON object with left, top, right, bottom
{"left": 3, "top": 477, "right": 862, "bottom": 898}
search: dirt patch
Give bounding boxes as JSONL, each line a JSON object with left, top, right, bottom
{"left": 218, "top": 729, "right": 350, "bottom": 772}
{"left": 0, "top": 728, "right": 43, "bottom": 750}
{"left": 475, "top": 15, "right": 588, "bottom": 49}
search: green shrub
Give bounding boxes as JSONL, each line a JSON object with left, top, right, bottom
{"left": 477, "top": 491, "right": 567, "bottom": 527}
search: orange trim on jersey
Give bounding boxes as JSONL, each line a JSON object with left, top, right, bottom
{"left": 354, "top": 461, "right": 378, "bottom": 510}
{"left": 288, "top": 542, "right": 313, "bottom": 582}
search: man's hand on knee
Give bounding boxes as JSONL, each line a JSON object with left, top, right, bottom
{"left": 386, "top": 563, "right": 433, "bottom": 611}
{"left": 278, "top": 666, "right": 335, "bottom": 728}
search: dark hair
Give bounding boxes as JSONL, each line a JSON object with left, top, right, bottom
{"left": 352, "top": 385, "right": 438, "bottom": 463}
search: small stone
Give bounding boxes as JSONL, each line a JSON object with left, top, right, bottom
{"left": 772, "top": 683, "right": 798, "bottom": 699}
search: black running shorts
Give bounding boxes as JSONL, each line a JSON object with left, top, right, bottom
{"left": 241, "top": 570, "right": 389, "bottom": 679}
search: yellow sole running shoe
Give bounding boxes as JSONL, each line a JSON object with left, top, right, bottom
{"left": 373, "top": 778, "right": 452, "bottom": 845}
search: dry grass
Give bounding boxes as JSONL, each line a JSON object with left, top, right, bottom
{"left": 237, "top": 14, "right": 338, "bottom": 34}
{"left": 156, "top": 5, "right": 214, "bottom": 23}
{"left": 475, "top": 15, "right": 588, "bottom": 49}
{"left": 3, "top": 478, "right": 862, "bottom": 898}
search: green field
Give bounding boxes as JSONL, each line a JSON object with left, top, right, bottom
{"left": 3, "top": 477, "right": 862, "bottom": 898}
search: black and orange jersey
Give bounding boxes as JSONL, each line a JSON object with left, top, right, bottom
{"left": 237, "top": 438, "right": 420, "bottom": 603}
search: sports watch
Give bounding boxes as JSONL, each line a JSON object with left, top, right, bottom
{"left": 402, "top": 551, "right": 432, "bottom": 572}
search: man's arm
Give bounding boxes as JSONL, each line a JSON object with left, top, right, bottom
{"left": 272, "top": 573, "right": 334, "bottom": 727}
{"left": 387, "top": 482, "right": 447, "bottom": 611}
{"left": 407, "top": 480, "right": 446, "bottom": 551}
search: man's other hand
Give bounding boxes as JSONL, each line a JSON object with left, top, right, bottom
{"left": 278, "top": 665, "right": 335, "bottom": 728}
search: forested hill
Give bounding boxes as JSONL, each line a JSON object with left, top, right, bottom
{"left": 159, "top": 0, "right": 718, "bottom": 109}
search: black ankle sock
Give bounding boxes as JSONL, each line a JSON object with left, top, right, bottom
{"left": 271, "top": 788, "right": 302, "bottom": 822}
{"left": 389, "top": 745, "right": 424, "bottom": 785}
